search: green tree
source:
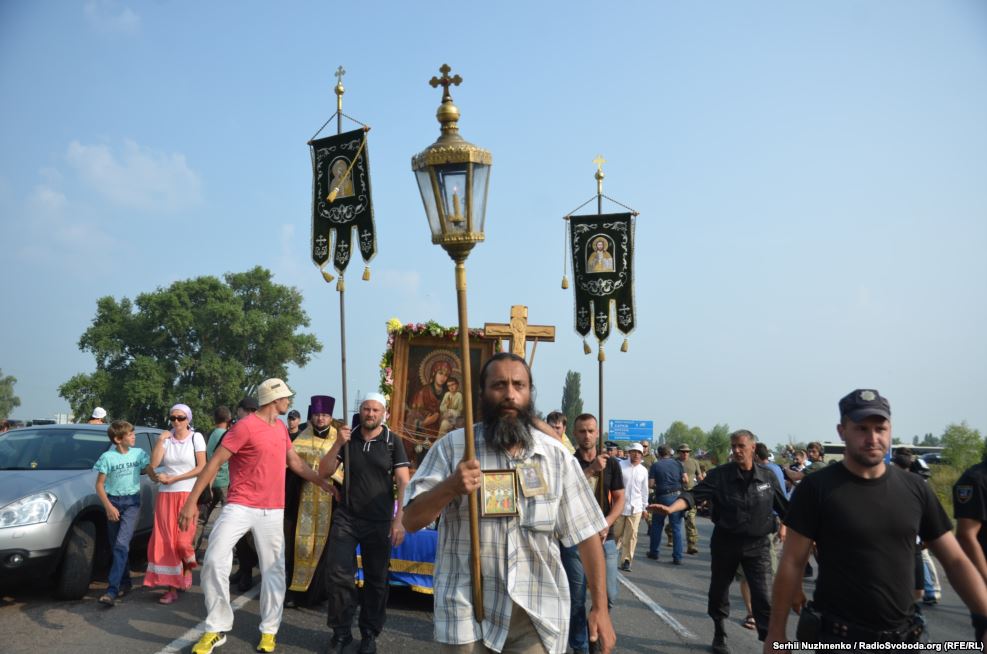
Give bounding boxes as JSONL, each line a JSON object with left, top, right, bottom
{"left": 59, "top": 267, "right": 321, "bottom": 428}
{"left": 941, "top": 422, "right": 984, "bottom": 472}
{"left": 705, "top": 423, "right": 732, "bottom": 465}
{"left": 920, "top": 433, "right": 941, "bottom": 447}
{"left": 0, "top": 370, "right": 21, "bottom": 420}
{"left": 560, "top": 370, "right": 584, "bottom": 447}
{"left": 660, "top": 421, "right": 691, "bottom": 449}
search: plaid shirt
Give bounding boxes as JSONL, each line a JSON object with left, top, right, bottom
{"left": 405, "top": 425, "right": 606, "bottom": 653}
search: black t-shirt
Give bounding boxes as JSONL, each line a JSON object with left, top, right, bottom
{"left": 337, "top": 425, "right": 410, "bottom": 521}
{"left": 785, "top": 462, "right": 952, "bottom": 631}
{"left": 953, "top": 461, "right": 987, "bottom": 558}
{"left": 576, "top": 452, "right": 625, "bottom": 540}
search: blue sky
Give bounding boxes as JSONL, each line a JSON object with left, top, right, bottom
{"left": 1, "top": 1, "right": 985, "bottom": 446}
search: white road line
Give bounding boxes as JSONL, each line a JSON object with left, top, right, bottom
{"left": 618, "top": 575, "right": 697, "bottom": 640}
{"left": 153, "top": 586, "right": 260, "bottom": 654}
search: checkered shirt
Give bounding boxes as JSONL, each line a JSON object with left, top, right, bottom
{"left": 405, "top": 425, "right": 606, "bottom": 653}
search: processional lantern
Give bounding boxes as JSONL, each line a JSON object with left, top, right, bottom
{"left": 411, "top": 63, "right": 490, "bottom": 623}
{"left": 412, "top": 64, "right": 492, "bottom": 263}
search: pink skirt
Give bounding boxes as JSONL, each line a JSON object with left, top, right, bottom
{"left": 144, "top": 491, "right": 197, "bottom": 589}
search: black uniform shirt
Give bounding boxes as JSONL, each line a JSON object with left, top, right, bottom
{"left": 680, "top": 461, "right": 788, "bottom": 537}
{"left": 337, "top": 425, "right": 410, "bottom": 521}
{"left": 954, "top": 460, "right": 987, "bottom": 558}
{"left": 576, "top": 453, "right": 625, "bottom": 540}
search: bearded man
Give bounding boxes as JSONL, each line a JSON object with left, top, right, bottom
{"left": 403, "top": 352, "right": 616, "bottom": 654}
{"left": 283, "top": 395, "right": 342, "bottom": 609}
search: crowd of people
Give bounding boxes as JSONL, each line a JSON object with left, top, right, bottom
{"left": 78, "top": 370, "right": 987, "bottom": 654}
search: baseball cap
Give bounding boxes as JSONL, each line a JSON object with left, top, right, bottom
{"left": 91, "top": 407, "right": 107, "bottom": 420}
{"left": 257, "top": 378, "right": 294, "bottom": 406}
{"left": 287, "top": 409, "right": 301, "bottom": 420}
{"left": 237, "top": 396, "right": 259, "bottom": 412}
{"left": 839, "top": 389, "right": 891, "bottom": 422}
{"left": 628, "top": 443, "right": 644, "bottom": 454}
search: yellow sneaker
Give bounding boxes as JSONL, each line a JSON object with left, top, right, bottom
{"left": 256, "top": 633, "right": 277, "bottom": 653}
{"left": 192, "top": 632, "right": 226, "bottom": 654}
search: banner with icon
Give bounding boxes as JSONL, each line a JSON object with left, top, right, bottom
{"left": 567, "top": 212, "right": 635, "bottom": 343}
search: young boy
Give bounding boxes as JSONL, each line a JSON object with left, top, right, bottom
{"left": 93, "top": 419, "right": 157, "bottom": 606}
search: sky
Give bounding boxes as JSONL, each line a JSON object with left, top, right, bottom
{"left": 1, "top": 1, "right": 985, "bottom": 447}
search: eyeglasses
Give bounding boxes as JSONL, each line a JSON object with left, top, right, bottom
{"left": 168, "top": 415, "right": 188, "bottom": 422}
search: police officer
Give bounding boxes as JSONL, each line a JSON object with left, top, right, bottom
{"left": 652, "top": 430, "right": 787, "bottom": 653}
{"left": 766, "top": 389, "right": 987, "bottom": 651}
{"left": 953, "top": 450, "right": 987, "bottom": 642}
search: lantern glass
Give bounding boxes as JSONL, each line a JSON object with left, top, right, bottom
{"left": 436, "top": 164, "right": 469, "bottom": 233}
{"left": 414, "top": 168, "right": 442, "bottom": 238}
{"left": 469, "top": 162, "right": 490, "bottom": 235}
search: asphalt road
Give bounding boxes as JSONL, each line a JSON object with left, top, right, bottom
{"left": 0, "top": 518, "right": 975, "bottom": 653}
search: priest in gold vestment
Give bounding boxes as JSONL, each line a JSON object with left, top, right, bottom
{"left": 284, "top": 395, "right": 343, "bottom": 607}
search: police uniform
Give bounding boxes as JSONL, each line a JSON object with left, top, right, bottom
{"left": 953, "top": 459, "right": 987, "bottom": 641}
{"left": 679, "top": 460, "right": 788, "bottom": 643}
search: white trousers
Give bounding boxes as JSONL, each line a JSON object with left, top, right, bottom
{"left": 201, "top": 503, "right": 286, "bottom": 634}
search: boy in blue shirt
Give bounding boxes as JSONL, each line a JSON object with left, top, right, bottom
{"left": 93, "top": 419, "right": 158, "bottom": 606}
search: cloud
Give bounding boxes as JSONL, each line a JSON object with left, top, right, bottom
{"left": 84, "top": 1, "right": 141, "bottom": 35}
{"left": 30, "top": 185, "right": 67, "bottom": 213}
{"left": 65, "top": 139, "right": 201, "bottom": 212}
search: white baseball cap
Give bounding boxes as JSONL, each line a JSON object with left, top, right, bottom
{"left": 91, "top": 407, "right": 107, "bottom": 420}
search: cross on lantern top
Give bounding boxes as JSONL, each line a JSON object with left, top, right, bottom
{"left": 429, "top": 64, "right": 462, "bottom": 102}
{"left": 593, "top": 154, "right": 606, "bottom": 174}
{"left": 335, "top": 65, "right": 346, "bottom": 85}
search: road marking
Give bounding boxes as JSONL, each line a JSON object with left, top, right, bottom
{"left": 618, "top": 575, "right": 697, "bottom": 640}
{"left": 153, "top": 586, "right": 260, "bottom": 654}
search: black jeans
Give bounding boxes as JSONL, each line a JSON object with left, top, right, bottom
{"left": 707, "top": 528, "right": 773, "bottom": 641}
{"left": 325, "top": 509, "right": 392, "bottom": 636}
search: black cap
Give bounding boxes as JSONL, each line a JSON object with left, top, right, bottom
{"left": 605, "top": 441, "right": 617, "bottom": 449}
{"left": 287, "top": 409, "right": 301, "bottom": 420}
{"left": 238, "top": 396, "right": 259, "bottom": 412}
{"left": 839, "top": 389, "right": 890, "bottom": 422}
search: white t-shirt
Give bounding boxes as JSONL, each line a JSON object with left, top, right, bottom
{"left": 157, "top": 431, "right": 206, "bottom": 493}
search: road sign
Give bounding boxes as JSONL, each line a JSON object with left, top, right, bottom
{"left": 608, "top": 419, "right": 654, "bottom": 441}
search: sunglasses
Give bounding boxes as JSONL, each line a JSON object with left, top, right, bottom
{"left": 168, "top": 415, "right": 188, "bottom": 422}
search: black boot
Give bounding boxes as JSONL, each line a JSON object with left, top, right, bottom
{"left": 711, "top": 620, "right": 729, "bottom": 654}
{"left": 358, "top": 631, "right": 377, "bottom": 654}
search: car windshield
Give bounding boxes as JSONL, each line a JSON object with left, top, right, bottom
{"left": 0, "top": 429, "right": 112, "bottom": 470}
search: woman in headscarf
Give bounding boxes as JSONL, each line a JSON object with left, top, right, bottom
{"left": 145, "top": 403, "right": 206, "bottom": 604}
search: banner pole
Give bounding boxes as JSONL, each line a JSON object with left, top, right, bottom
{"left": 595, "top": 158, "right": 606, "bottom": 509}
{"left": 334, "top": 67, "right": 352, "bottom": 505}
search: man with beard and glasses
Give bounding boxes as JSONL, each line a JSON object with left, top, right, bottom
{"left": 403, "top": 352, "right": 616, "bottom": 654}
{"left": 764, "top": 389, "right": 987, "bottom": 651}
{"left": 318, "top": 393, "right": 410, "bottom": 654}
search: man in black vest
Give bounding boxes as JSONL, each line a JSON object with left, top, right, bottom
{"left": 319, "top": 393, "right": 410, "bottom": 654}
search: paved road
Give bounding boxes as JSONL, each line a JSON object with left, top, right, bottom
{"left": 0, "top": 519, "right": 974, "bottom": 653}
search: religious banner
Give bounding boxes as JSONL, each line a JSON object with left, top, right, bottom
{"left": 567, "top": 212, "right": 635, "bottom": 343}
{"left": 310, "top": 128, "right": 376, "bottom": 273}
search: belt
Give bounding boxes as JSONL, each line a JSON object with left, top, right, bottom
{"left": 655, "top": 488, "right": 681, "bottom": 495}
{"left": 819, "top": 608, "right": 922, "bottom": 644}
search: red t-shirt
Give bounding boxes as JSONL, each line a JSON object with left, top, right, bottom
{"left": 223, "top": 413, "right": 291, "bottom": 509}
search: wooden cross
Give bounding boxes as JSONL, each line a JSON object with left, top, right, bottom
{"left": 484, "top": 305, "right": 556, "bottom": 363}
{"left": 335, "top": 65, "right": 346, "bottom": 85}
{"left": 429, "top": 63, "right": 462, "bottom": 101}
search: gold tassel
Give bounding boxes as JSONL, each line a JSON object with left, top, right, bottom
{"left": 561, "top": 275, "right": 569, "bottom": 289}
{"left": 321, "top": 268, "right": 335, "bottom": 283}
{"left": 362, "top": 266, "right": 370, "bottom": 282}
{"left": 336, "top": 277, "right": 345, "bottom": 292}
{"left": 583, "top": 339, "right": 591, "bottom": 355}
{"left": 621, "top": 338, "right": 629, "bottom": 353}
{"left": 598, "top": 345, "right": 606, "bottom": 362}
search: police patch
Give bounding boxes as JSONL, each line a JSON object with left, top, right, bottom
{"left": 956, "top": 485, "right": 974, "bottom": 504}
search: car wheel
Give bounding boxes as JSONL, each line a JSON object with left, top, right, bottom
{"left": 53, "top": 521, "right": 96, "bottom": 600}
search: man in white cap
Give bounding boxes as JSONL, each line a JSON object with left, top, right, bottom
{"left": 88, "top": 407, "right": 108, "bottom": 424}
{"left": 318, "top": 392, "right": 410, "bottom": 654}
{"left": 179, "top": 378, "right": 337, "bottom": 654}
{"left": 615, "top": 443, "right": 649, "bottom": 571}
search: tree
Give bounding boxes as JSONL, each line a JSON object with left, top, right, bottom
{"left": 560, "top": 371, "right": 584, "bottom": 447}
{"left": 59, "top": 267, "right": 322, "bottom": 428}
{"left": 941, "top": 422, "right": 984, "bottom": 472}
{"left": 0, "top": 369, "right": 20, "bottom": 420}
{"left": 705, "top": 424, "right": 732, "bottom": 466}
{"left": 660, "top": 421, "right": 691, "bottom": 449}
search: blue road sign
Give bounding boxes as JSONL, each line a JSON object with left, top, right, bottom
{"left": 608, "top": 419, "right": 654, "bottom": 440}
